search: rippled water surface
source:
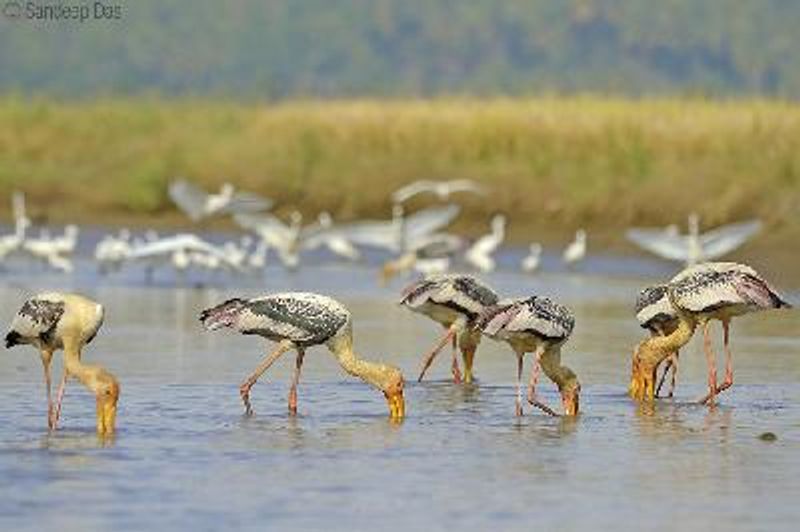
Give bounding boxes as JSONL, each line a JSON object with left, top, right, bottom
{"left": 1, "top": 262, "right": 798, "bottom": 531}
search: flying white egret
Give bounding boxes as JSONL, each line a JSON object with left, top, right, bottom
{"left": 626, "top": 214, "right": 762, "bottom": 267}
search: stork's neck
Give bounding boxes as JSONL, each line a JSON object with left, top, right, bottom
{"left": 63, "top": 351, "right": 112, "bottom": 396}
{"left": 539, "top": 346, "right": 576, "bottom": 390}
{"left": 327, "top": 331, "right": 393, "bottom": 391}
{"left": 637, "top": 315, "right": 696, "bottom": 367}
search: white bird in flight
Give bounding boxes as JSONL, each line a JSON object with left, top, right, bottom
{"left": 169, "top": 180, "right": 272, "bottom": 221}
{"left": 391, "top": 179, "right": 486, "bottom": 205}
{"left": 626, "top": 213, "right": 762, "bottom": 267}
{"left": 340, "top": 204, "right": 461, "bottom": 254}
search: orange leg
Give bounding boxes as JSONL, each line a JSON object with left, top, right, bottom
{"left": 240, "top": 340, "right": 292, "bottom": 416}
{"left": 287, "top": 348, "right": 305, "bottom": 415}
{"left": 417, "top": 324, "right": 457, "bottom": 382}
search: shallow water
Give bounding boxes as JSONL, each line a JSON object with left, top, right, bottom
{"left": 0, "top": 264, "right": 798, "bottom": 531}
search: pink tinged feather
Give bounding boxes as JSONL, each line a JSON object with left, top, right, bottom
{"left": 734, "top": 275, "right": 782, "bottom": 309}
{"left": 481, "top": 304, "right": 520, "bottom": 336}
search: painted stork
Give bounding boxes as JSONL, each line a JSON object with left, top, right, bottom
{"left": 476, "top": 296, "right": 581, "bottom": 416}
{"left": 199, "top": 293, "right": 405, "bottom": 419}
{"left": 635, "top": 284, "right": 681, "bottom": 398}
{"left": 630, "top": 262, "right": 791, "bottom": 403}
{"left": 399, "top": 274, "right": 498, "bottom": 384}
{"left": 5, "top": 293, "right": 119, "bottom": 435}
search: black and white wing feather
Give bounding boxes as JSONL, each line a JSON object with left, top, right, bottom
{"left": 669, "top": 262, "right": 790, "bottom": 313}
{"left": 635, "top": 284, "right": 676, "bottom": 329}
{"left": 6, "top": 294, "right": 66, "bottom": 347}
{"left": 238, "top": 293, "right": 350, "bottom": 346}
{"left": 400, "top": 274, "right": 498, "bottom": 319}
{"left": 478, "top": 296, "right": 574, "bottom": 341}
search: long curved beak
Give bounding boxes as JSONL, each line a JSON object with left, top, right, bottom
{"left": 386, "top": 391, "right": 405, "bottom": 420}
{"left": 96, "top": 396, "right": 118, "bottom": 435}
{"left": 563, "top": 392, "right": 580, "bottom": 416}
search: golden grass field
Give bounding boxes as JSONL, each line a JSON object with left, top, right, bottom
{"left": 1, "top": 96, "right": 798, "bottom": 246}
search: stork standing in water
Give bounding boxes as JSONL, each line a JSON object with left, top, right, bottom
{"left": 666, "top": 262, "right": 791, "bottom": 406}
{"left": 199, "top": 293, "right": 405, "bottom": 419}
{"left": 399, "top": 274, "right": 498, "bottom": 384}
{"left": 476, "top": 296, "right": 581, "bottom": 416}
{"left": 4, "top": 293, "right": 119, "bottom": 435}
{"left": 630, "top": 262, "right": 791, "bottom": 403}
{"left": 635, "top": 284, "right": 681, "bottom": 398}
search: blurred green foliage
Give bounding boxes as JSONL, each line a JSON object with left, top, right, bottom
{"left": 1, "top": 0, "right": 799, "bottom": 98}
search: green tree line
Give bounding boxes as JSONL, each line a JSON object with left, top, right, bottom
{"left": 1, "top": 0, "right": 799, "bottom": 98}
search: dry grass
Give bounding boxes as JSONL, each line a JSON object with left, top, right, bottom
{"left": 1, "top": 96, "right": 798, "bottom": 239}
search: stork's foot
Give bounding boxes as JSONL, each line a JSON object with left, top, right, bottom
{"left": 239, "top": 383, "right": 254, "bottom": 416}
{"left": 451, "top": 364, "right": 462, "bottom": 384}
{"left": 47, "top": 407, "right": 56, "bottom": 431}
{"left": 515, "top": 400, "right": 523, "bottom": 417}
{"left": 697, "top": 380, "right": 733, "bottom": 406}
{"left": 288, "top": 389, "right": 298, "bottom": 416}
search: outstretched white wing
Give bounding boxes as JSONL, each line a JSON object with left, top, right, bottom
{"left": 626, "top": 228, "right": 690, "bottom": 262}
{"left": 405, "top": 204, "right": 460, "bottom": 242}
{"left": 391, "top": 180, "right": 437, "bottom": 204}
{"left": 700, "top": 219, "right": 762, "bottom": 259}
{"left": 445, "top": 179, "right": 486, "bottom": 196}
{"left": 222, "top": 191, "right": 272, "bottom": 216}
{"left": 336, "top": 220, "right": 397, "bottom": 251}
{"left": 169, "top": 180, "right": 209, "bottom": 221}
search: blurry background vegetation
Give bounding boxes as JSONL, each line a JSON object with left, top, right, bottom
{"left": 0, "top": 0, "right": 798, "bottom": 245}
{"left": 2, "top": 0, "right": 800, "bottom": 98}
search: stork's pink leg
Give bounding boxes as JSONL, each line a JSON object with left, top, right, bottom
{"left": 655, "top": 358, "right": 672, "bottom": 398}
{"left": 515, "top": 350, "right": 524, "bottom": 416}
{"left": 655, "top": 352, "right": 679, "bottom": 398}
{"left": 526, "top": 347, "right": 559, "bottom": 416}
{"left": 668, "top": 351, "right": 679, "bottom": 398}
{"left": 287, "top": 349, "right": 305, "bottom": 415}
{"left": 417, "top": 325, "right": 457, "bottom": 382}
{"left": 450, "top": 333, "right": 462, "bottom": 384}
{"left": 240, "top": 340, "right": 292, "bottom": 416}
{"left": 699, "top": 321, "right": 718, "bottom": 407}
{"left": 721, "top": 319, "right": 734, "bottom": 389}
{"left": 51, "top": 370, "right": 68, "bottom": 430}
{"left": 40, "top": 351, "right": 54, "bottom": 429}
{"left": 526, "top": 351, "right": 542, "bottom": 405}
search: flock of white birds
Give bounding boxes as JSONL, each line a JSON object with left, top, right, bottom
{"left": 0, "top": 179, "right": 763, "bottom": 281}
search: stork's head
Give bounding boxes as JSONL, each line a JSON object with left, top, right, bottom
{"left": 557, "top": 368, "right": 581, "bottom": 416}
{"left": 95, "top": 369, "right": 119, "bottom": 437}
{"left": 381, "top": 367, "right": 406, "bottom": 421}
{"left": 199, "top": 298, "right": 246, "bottom": 330}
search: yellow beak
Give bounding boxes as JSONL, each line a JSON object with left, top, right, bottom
{"left": 386, "top": 391, "right": 405, "bottom": 420}
{"left": 462, "top": 348, "right": 475, "bottom": 384}
{"left": 563, "top": 392, "right": 580, "bottom": 416}
{"left": 96, "top": 396, "right": 118, "bottom": 436}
